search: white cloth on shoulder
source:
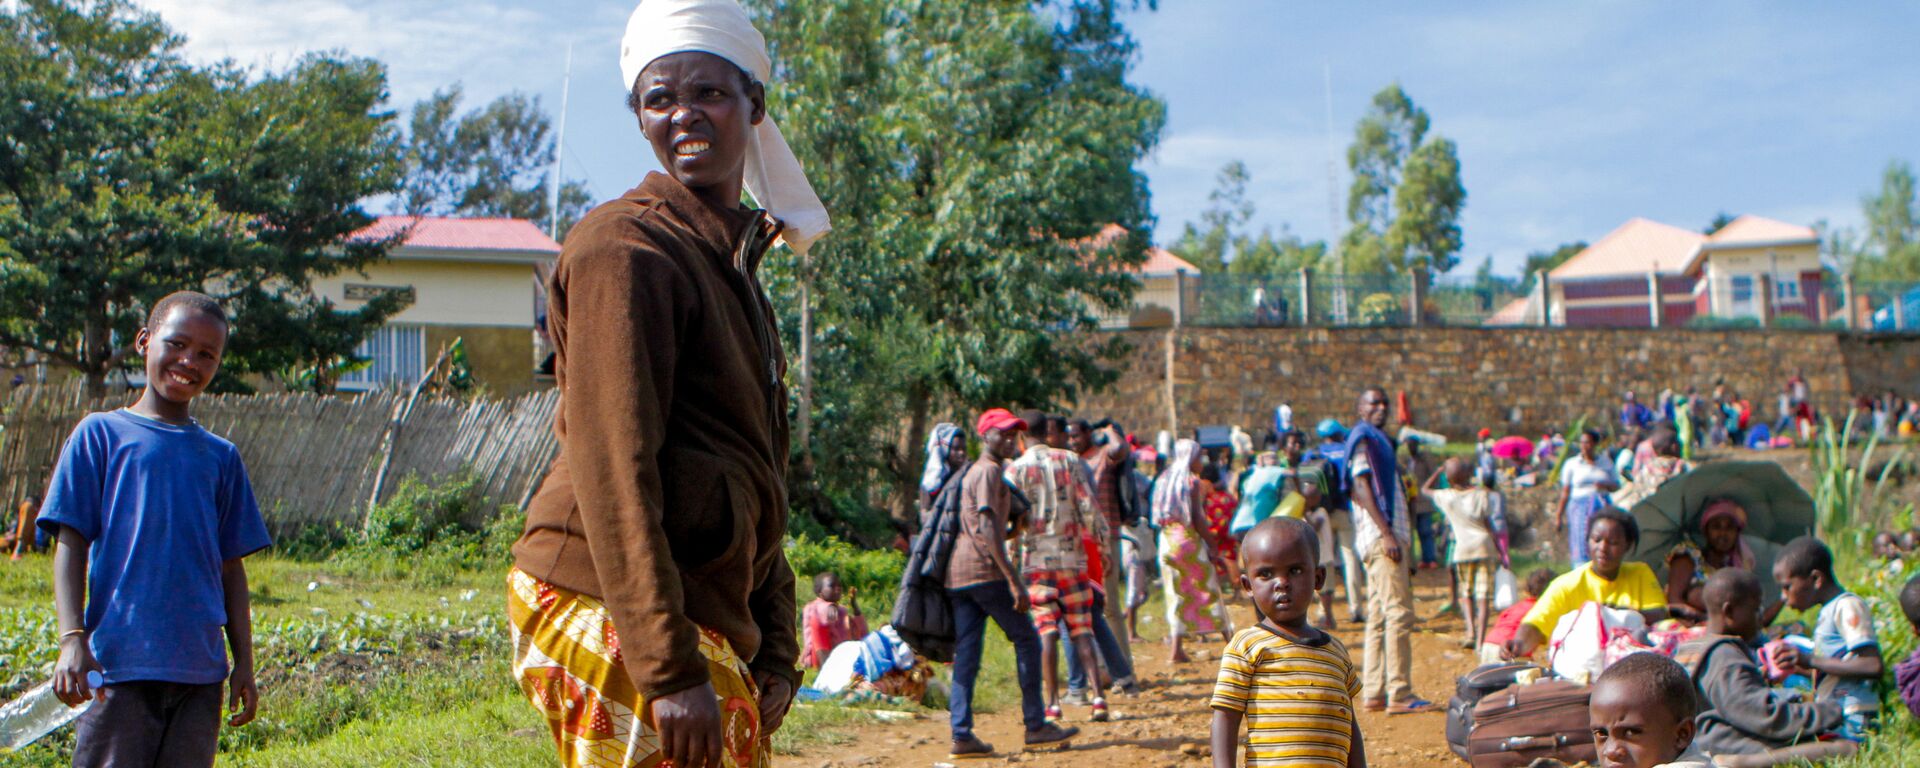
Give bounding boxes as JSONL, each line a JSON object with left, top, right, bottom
{"left": 619, "top": 0, "right": 831, "bottom": 256}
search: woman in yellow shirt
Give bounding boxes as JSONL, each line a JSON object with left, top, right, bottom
{"left": 1505, "top": 508, "right": 1693, "bottom": 658}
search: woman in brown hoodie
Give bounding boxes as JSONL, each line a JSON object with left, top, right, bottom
{"left": 506, "top": 3, "right": 829, "bottom": 767}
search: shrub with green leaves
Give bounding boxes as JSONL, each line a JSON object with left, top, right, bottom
{"left": 785, "top": 535, "right": 905, "bottom": 616}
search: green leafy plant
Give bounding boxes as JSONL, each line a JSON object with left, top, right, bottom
{"left": 785, "top": 534, "right": 905, "bottom": 617}
{"left": 1812, "top": 413, "right": 1909, "bottom": 533}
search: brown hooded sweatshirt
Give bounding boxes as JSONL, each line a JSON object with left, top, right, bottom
{"left": 513, "top": 172, "right": 798, "bottom": 699}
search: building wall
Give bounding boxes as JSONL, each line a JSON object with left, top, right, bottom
{"left": 423, "top": 325, "right": 545, "bottom": 396}
{"left": 314, "top": 258, "right": 542, "bottom": 327}
{"left": 1068, "top": 327, "right": 1920, "bottom": 440}
{"left": 1699, "top": 244, "right": 1820, "bottom": 320}
{"left": 1553, "top": 275, "right": 1697, "bottom": 328}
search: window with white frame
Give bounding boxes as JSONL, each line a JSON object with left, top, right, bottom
{"left": 1730, "top": 275, "right": 1754, "bottom": 302}
{"left": 338, "top": 324, "right": 425, "bottom": 390}
{"left": 1774, "top": 277, "right": 1801, "bottom": 302}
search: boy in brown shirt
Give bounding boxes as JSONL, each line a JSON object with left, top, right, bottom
{"left": 946, "top": 408, "right": 1077, "bottom": 759}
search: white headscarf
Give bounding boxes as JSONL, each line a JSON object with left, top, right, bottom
{"left": 920, "top": 423, "right": 962, "bottom": 494}
{"left": 620, "top": 0, "right": 831, "bottom": 256}
{"left": 1151, "top": 439, "right": 1201, "bottom": 527}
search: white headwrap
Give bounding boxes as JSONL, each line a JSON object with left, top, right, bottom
{"left": 1151, "top": 439, "right": 1201, "bottom": 527}
{"left": 920, "top": 423, "right": 962, "bottom": 494}
{"left": 620, "top": 0, "right": 831, "bottom": 256}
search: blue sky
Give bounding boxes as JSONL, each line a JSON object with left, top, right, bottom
{"left": 137, "top": 0, "right": 1920, "bottom": 277}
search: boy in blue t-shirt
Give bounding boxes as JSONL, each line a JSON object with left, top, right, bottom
{"left": 1772, "top": 536, "right": 1884, "bottom": 742}
{"left": 38, "top": 291, "right": 272, "bottom": 766}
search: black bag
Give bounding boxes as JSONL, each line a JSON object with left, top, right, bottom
{"left": 1118, "top": 464, "right": 1148, "bottom": 527}
{"left": 891, "top": 472, "right": 964, "bottom": 663}
{"left": 1446, "top": 662, "right": 1541, "bottom": 760}
{"left": 1466, "top": 679, "right": 1596, "bottom": 768}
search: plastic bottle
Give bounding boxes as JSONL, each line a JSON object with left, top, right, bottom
{"left": 0, "top": 671, "right": 104, "bottom": 752}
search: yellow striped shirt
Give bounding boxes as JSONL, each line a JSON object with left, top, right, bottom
{"left": 1211, "top": 625, "right": 1361, "bottom": 767}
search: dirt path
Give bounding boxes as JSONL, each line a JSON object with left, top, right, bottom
{"left": 793, "top": 567, "right": 1479, "bottom": 767}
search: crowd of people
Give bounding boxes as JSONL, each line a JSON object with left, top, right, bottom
{"left": 12, "top": 0, "right": 1918, "bottom": 765}
{"left": 886, "top": 381, "right": 1920, "bottom": 768}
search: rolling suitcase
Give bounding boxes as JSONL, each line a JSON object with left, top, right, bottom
{"left": 1466, "top": 679, "right": 1596, "bottom": 768}
{"left": 1445, "top": 662, "right": 1541, "bottom": 760}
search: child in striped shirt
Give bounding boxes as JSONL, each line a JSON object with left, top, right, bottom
{"left": 1211, "top": 516, "right": 1367, "bottom": 767}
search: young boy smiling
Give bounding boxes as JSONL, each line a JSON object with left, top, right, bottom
{"left": 1211, "top": 516, "right": 1366, "bottom": 768}
{"left": 39, "top": 292, "right": 272, "bottom": 767}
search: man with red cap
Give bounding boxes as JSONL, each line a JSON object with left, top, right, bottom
{"left": 946, "top": 408, "right": 1077, "bottom": 759}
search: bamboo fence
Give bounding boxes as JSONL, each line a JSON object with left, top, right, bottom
{"left": 0, "top": 382, "right": 560, "bottom": 536}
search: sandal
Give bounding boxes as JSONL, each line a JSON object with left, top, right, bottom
{"left": 1388, "top": 698, "right": 1438, "bottom": 715}
{"left": 1363, "top": 697, "right": 1386, "bottom": 712}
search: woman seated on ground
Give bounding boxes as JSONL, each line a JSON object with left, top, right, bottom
{"left": 1504, "top": 508, "right": 1696, "bottom": 659}
{"left": 1665, "top": 497, "right": 1757, "bottom": 616}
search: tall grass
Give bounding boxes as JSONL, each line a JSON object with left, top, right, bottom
{"left": 1811, "top": 412, "right": 1910, "bottom": 534}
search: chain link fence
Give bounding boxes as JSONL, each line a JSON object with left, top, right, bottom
{"left": 1161, "top": 270, "right": 1524, "bottom": 329}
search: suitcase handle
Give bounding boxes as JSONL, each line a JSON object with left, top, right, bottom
{"left": 1499, "top": 734, "right": 1574, "bottom": 752}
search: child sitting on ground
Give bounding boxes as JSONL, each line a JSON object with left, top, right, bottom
{"left": 1589, "top": 653, "right": 1714, "bottom": 768}
{"left": 1211, "top": 516, "right": 1365, "bottom": 768}
{"left": 1426, "top": 457, "right": 1499, "bottom": 652}
{"left": 1896, "top": 575, "right": 1920, "bottom": 721}
{"left": 801, "top": 571, "right": 867, "bottom": 669}
{"left": 1771, "top": 536, "right": 1884, "bottom": 742}
{"left": 1480, "top": 568, "right": 1555, "bottom": 664}
{"left": 1674, "top": 569, "right": 1848, "bottom": 764}
{"left": 39, "top": 292, "right": 271, "bottom": 767}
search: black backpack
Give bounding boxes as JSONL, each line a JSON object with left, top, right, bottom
{"left": 891, "top": 472, "right": 964, "bottom": 663}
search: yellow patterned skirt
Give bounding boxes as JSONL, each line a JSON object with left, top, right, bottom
{"left": 507, "top": 568, "right": 769, "bottom": 768}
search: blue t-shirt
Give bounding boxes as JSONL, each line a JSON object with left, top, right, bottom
{"left": 37, "top": 410, "right": 272, "bottom": 686}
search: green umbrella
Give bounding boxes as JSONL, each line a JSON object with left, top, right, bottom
{"left": 1628, "top": 461, "right": 1815, "bottom": 599}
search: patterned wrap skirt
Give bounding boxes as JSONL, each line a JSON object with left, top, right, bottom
{"left": 508, "top": 567, "right": 769, "bottom": 768}
{"left": 1158, "top": 522, "right": 1222, "bottom": 638}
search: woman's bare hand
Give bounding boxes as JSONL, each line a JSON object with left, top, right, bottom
{"left": 652, "top": 682, "right": 722, "bottom": 768}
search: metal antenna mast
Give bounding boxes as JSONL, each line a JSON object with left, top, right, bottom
{"left": 1324, "top": 63, "right": 1347, "bottom": 324}
{"left": 548, "top": 43, "right": 573, "bottom": 240}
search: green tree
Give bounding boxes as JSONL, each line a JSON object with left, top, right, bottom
{"left": 398, "top": 85, "right": 593, "bottom": 240}
{"left": 1226, "top": 227, "right": 1326, "bottom": 275}
{"left": 1519, "top": 241, "right": 1587, "bottom": 291}
{"left": 1169, "top": 160, "right": 1251, "bottom": 273}
{"left": 750, "top": 0, "right": 1164, "bottom": 530}
{"left": 0, "top": 0, "right": 408, "bottom": 396}
{"left": 1705, "top": 211, "right": 1737, "bottom": 235}
{"left": 1340, "top": 84, "right": 1466, "bottom": 276}
{"left": 1856, "top": 159, "right": 1920, "bottom": 281}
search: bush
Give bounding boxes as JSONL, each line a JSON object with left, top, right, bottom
{"left": 1685, "top": 314, "right": 1761, "bottom": 330}
{"left": 785, "top": 534, "right": 905, "bottom": 615}
{"left": 363, "top": 474, "right": 484, "bottom": 552}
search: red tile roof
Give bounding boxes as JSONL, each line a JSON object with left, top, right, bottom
{"left": 1082, "top": 223, "right": 1202, "bottom": 275}
{"left": 1548, "top": 218, "right": 1705, "bottom": 280}
{"left": 1483, "top": 297, "right": 1533, "bottom": 326}
{"left": 353, "top": 215, "right": 561, "bottom": 255}
{"left": 1704, "top": 215, "right": 1817, "bottom": 246}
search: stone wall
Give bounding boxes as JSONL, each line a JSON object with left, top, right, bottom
{"left": 1071, "top": 327, "right": 1920, "bottom": 441}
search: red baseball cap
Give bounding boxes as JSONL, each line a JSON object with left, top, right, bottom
{"left": 1478, "top": 428, "right": 1493, "bottom": 440}
{"left": 975, "top": 408, "right": 1028, "bottom": 436}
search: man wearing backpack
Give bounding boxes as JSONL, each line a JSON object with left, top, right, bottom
{"left": 946, "top": 409, "right": 1077, "bottom": 759}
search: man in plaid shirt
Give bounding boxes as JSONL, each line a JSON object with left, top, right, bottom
{"left": 1007, "top": 416, "right": 1112, "bottom": 722}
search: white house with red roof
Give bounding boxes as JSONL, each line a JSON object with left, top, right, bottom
{"left": 326, "top": 216, "right": 561, "bottom": 394}
{"left": 1530, "top": 214, "right": 1823, "bottom": 328}
{"left": 1083, "top": 224, "right": 1201, "bottom": 328}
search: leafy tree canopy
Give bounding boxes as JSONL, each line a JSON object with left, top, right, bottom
{"left": 0, "top": 0, "right": 408, "bottom": 395}
{"left": 1340, "top": 83, "right": 1466, "bottom": 277}
{"left": 748, "top": 0, "right": 1164, "bottom": 531}
{"left": 398, "top": 85, "right": 592, "bottom": 241}
{"left": 1519, "top": 241, "right": 1587, "bottom": 291}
